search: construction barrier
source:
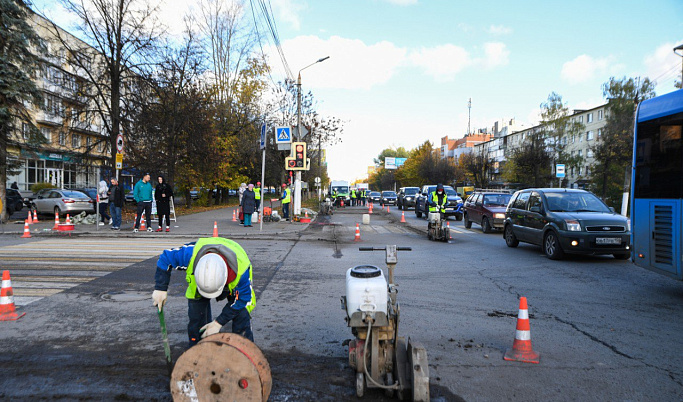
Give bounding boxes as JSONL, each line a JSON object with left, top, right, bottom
{"left": 504, "top": 297, "right": 540, "bottom": 364}
{"left": 0, "top": 270, "right": 25, "bottom": 321}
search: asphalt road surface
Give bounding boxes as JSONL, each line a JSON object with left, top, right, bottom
{"left": 0, "top": 205, "right": 682, "bottom": 401}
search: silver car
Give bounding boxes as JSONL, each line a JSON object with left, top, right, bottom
{"left": 33, "top": 189, "right": 95, "bottom": 216}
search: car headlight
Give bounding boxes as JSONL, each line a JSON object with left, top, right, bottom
{"left": 626, "top": 219, "right": 631, "bottom": 232}
{"left": 406, "top": 197, "right": 412, "bottom": 200}
{"left": 565, "top": 219, "right": 581, "bottom": 231}
{"left": 457, "top": 199, "right": 463, "bottom": 204}
{"left": 494, "top": 213, "right": 505, "bottom": 219}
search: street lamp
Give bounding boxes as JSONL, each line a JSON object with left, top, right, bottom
{"left": 294, "top": 56, "right": 329, "bottom": 217}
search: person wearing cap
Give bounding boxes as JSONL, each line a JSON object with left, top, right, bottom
{"left": 133, "top": 173, "right": 154, "bottom": 232}
{"left": 152, "top": 237, "right": 256, "bottom": 347}
{"left": 254, "top": 182, "right": 261, "bottom": 212}
{"left": 280, "top": 183, "right": 290, "bottom": 221}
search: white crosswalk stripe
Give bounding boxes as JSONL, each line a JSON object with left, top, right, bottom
{"left": 0, "top": 238, "right": 193, "bottom": 306}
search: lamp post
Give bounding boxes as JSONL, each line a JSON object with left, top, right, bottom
{"left": 294, "top": 56, "right": 329, "bottom": 217}
{"left": 674, "top": 44, "right": 683, "bottom": 88}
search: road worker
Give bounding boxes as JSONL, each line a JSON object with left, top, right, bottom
{"left": 280, "top": 183, "right": 290, "bottom": 221}
{"left": 428, "top": 183, "right": 448, "bottom": 223}
{"left": 254, "top": 181, "right": 262, "bottom": 212}
{"left": 152, "top": 237, "right": 256, "bottom": 347}
{"left": 351, "top": 188, "right": 357, "bottom": 206}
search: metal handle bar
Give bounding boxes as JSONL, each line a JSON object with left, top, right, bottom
{"left": 359, "top": 247, "right": 412, "bottom": 251}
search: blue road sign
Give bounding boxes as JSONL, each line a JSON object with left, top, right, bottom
{"left": 276, "top": 126, "right": 292, "bottom": 144}
{"left": 260, "top": 123, "right": 267, "bottom": 150}
{"left": 556, "top": 164, "right": 566, "bottom": 178}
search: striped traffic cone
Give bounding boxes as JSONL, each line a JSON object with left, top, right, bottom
{"left": 27, "top": 211, "right": 33, "bottom": 224}
{"left": 213, "top": 221, "right": 218, "bottom": 237}
{"left": 20, "top": 220, "right": 31, "bottom": 238}
{"left": 401, "top": 211, "right": 406, "bottom": 223}
{"left": 53, "top": 211, "right": 60, "bottom": 230}
{"left": 354, "top": 223, "right": 361, "bottom": 242}
{"left": 140, "top": 213, "right": 147, "bottom": 231}
{"left": 0, "top": 271, "right": 25, "bottom": 321}
{"left": 447, "top": 221, "right": 452, "bottom": 239}
{"left": 32, "top": 209, "right": 39, "bottom": 223}
{"left": 387, "top": 205, "right": 390, "bottom": 213}
{"left": 504, "top": 297, "right": 540, "bottom": 364}
{"left": 66, "top": 214, "right": 71, "bottom": 225}
{"left": 368, "top": 203, "right": 373, "bottom": 214}
{"left": 232, "top": 210, "right": 237, "bottom": 222}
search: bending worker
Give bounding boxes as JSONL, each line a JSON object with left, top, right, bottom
{"left": 152, "top": 237, "right": 256, "bottom": 347}
{"left": 428, "top": 183, "right": 448, "bottom": 225}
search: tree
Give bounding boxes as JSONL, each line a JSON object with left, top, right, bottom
{"left": 373, "top": 147, "right": 409, "bottom": 166}
{"left": 590, "top": 77, "right": 655, "bottom": 210}
{"left": 460, "top": 149, "right": 493, "bottom": 188}
{"left": 55, "top": 0, "right": 164, "bottom": 174}
{"left": 503, "top": 129, "right": 553, "bottom": 187}
{"left": 0, "top": 0, "right": 43, "bottom": 222}
{"left": 538, "top": 92, "right": 584, "bottom": 187}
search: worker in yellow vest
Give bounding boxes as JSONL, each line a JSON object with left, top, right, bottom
{"left": 254, "top": 181, "right": 261, "bottom": 211}
{"left": 280, "top": 183, "right": 290, "bottom": 221}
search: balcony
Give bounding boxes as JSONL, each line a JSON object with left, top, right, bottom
{"left": 34, "top": 110, "right": 63, "bottom": 126}
{"left": 70, "top": 120, "right": 101, "bottom": 134}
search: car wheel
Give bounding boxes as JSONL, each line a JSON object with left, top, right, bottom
{"left": 54, "top": 206, "right": 61, "bottom": 217}
{"left": 613, "top": 252, "right": 631, "bottom": 260}
{"left": 482, "top": 217, "right": 492, "bottom": 233}
{"left": 543, "top": 231, "right": 564, "bottom": 260}
{"left": 464, "top": 213, "right": 472, "bottom": 229}
{"left": 415, "top": 208, "right": 422, "bottom": 218}
{"left": 504, "top": 225, "right": 519, "bottom": 248}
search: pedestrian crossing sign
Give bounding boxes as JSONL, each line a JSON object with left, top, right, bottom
{"left": 276, "top": 126, "right": 292, "bottom": 144}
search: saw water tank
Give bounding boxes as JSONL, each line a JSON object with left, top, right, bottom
{"left": 345, "top": 265, "right": 387, "bottom": 317}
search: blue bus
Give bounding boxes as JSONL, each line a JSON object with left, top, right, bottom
{"left": 631, "top": 89, "right": 683, "bottom": 279}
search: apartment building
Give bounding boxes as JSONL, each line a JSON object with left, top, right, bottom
{"left": 474, "top": 104, "right": 608, "bottom": 188}
{"left": 6, "top": 10, "right": 109, "bottom": 191}
{"left": 440, "top": 131, "right": 494, "bottom": 160}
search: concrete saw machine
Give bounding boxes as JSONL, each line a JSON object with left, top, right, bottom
{"left": 427, "top": 212, "right": 449, "bottom": 242}
{"left": 341, "top": 246, "right": 429, "bottom": 401}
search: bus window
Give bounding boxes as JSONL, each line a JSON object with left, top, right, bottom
{"left": 634, "top": 112, "right": 683, "bottom": 199}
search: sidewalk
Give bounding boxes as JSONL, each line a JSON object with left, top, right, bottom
{"left": 0, "top": 205, "right": 309, "bottom": 238}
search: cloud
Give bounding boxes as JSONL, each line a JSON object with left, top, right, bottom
{"left": 271, "top": 0, "right": 306, "bottom": 30}
{"left": 275, "top": 35, "right": 407, "bottom": 90}
{"left": 561, "top": 54, "right": 614, "bottom": 84}
{"left": 481, "top": 42, "right": 510, "bottom": 69}
{"left": 644, "top": 41, "right": 683, "bottom": 88}
{"left": 409, "top": 44, "right": 472, "bottom": 82}
{"left": 488, "top": 25, "right": 512, "bottom": 35}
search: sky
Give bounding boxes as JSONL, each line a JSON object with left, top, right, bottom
{"left": 34, "top": 0, "right": 683, "bottom": 183}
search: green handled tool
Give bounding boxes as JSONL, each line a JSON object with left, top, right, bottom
{"left": 157, "top": 307, "right": 173, "bottom": 375}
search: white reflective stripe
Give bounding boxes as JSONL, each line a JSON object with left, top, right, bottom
{"left": 0, "top": 296, "right": 14, "bottom": 305}
{"left": 516, "top": 330, "right": 531, "bottom": 341}
{"left": 518, "top": 309, "right": 528, "bottom": 320}
{"left": 2, "top": 280, "right": 11, "bottom": 288}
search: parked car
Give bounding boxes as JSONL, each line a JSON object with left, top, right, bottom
{"left": 463, "top": 192, "right": 513, "bottom": 233}
{"left": 503, "top": 188, "right": 631, "bottom": 260}
{"left": 124, "top": 191, "right": 136, "bottom": 203}
{"left": 415, "top": 185, "right": 463, "bottom": 220}
{"left": 69, "top": 187, "right": 98, "bottom": 202}
{"left": 368, "top": 191, "right": 381, "bottom": 203}
{"left": 397, "top": 187, "right": 420, "bottom": 210}
{"left": 32, "top": 189, "right": 94, "bottom": 216}
{"left": 5, "top": 189, "right": 24, "bottom": 215}
{"left": 379, "top": 191, "right": 397, "bottom": 206}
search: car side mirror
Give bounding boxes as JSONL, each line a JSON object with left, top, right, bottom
{"left": 609, "top": 206, "right": 615, "bottom": 213}
{"left": 457, "top": 193, "right": 461, "bottom": 197}
{"left": 529, "top": 206, "right": 542, "bottom": 213}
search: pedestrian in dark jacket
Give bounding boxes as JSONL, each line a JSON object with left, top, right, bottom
{"left": 108, "top": 178, "right": 124, "bottom": 230}
{"left": 242, "top": 184, "right": 256, "bottom": 227}
{"left": 155, "top": 175, "right": 174, "bottom": 232}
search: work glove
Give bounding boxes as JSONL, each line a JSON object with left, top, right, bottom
{"left": 215, "top": 289, "right": 229, "bottom": 302}
{"left": 152, "top": 290, "right": 167, "bottom": 312}
{"left": 200, "top": 320, "right": 222, "bottom": 338}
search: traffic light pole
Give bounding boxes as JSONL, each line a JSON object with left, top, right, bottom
{"left": 295, "top": 73, "right": 302, "bottom": 218}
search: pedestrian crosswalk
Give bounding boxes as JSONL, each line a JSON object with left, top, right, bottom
{"left": 0, "top": 238, "right": 192, "bottom": 306}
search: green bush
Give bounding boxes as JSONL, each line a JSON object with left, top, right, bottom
{"left": 195, "top": 189, "right": 210, "bottom": 207}
{"left": 30, "top": 182, "right": 57, "bottom": 192}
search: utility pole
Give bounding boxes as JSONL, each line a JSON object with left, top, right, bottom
{"left": 467, "top": 98, "right": 472, "bottom": 135}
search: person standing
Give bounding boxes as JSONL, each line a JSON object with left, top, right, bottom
{"left": 254, "top": 182, "right": 261, "bottom": 212}
{"left": 280, "top": 183, "right": 290, "bottom": 221}
{"left": 152, "top": 237, "right": 256, "bottom": 347}
{"left": 242, "top": 184, "right": 256, "bottom": 227}
{"left": 97, "top": 179, "right": 111, "bottom": 225}
{"left": 238, "top": 182, "right": 247, "bottom": 225}
{"left": 133, "top": 173, "right": 154, "bottom": 233}
{"left": 154, "top": 175, "right": 174, "bottom": 232}
{"left": 108, "top": 177, "right": 123, "bottom": 230}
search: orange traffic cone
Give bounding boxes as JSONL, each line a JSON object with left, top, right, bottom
{"left": 504, "top": 297, "right": 540, "bottom": 364}
{"left": 387, "top": 205, "right": 390, "bottom": 213}
{"left": 27, "top": 211, "right": 33, "bottom": 224}
{"left": 33, "top": 209, "right": 39, "bottom": 223}
{"left": 20, "top": 220, "right": 31, "bottom": 238}
{"left": 140, "top": 213, "right": 147, "bottom": 231}
{"left": 53, "top": 211, "right": 60, "bottom": 230}
{"left": 401, "top": 211, "right": 406, "bottom": 223}
{"left": 305, "top": 211, "right": 309, "bottom": 219}
{"left": 66, "top": 214, "right": 71, "bottom": 225}
{"left": 232, "top": 210, "right": 237, "bottom": 222}
{"left": 447, "top": 221, "right": 452, "bottom": 239}
{"left": 368, "top": 203, "right": 373, "bottom": 214}
{"left": 213, "top": 221, "right": 218, "bottom": 237}
{"left": 354, "top": 223, "right": 361, "bottom": 242}
{"left": 0, "top": 271, "right": 25, "bottom": 321}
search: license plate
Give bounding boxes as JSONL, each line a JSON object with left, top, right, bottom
{"left": 445, "top": 208, "right": 454, "bottom": 211}
{"left": 596, "top": 237, "right": 621, "bottom": 245}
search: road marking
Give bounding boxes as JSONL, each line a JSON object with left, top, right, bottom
{"left": 0, "top": 238, "right": 194, "bottom": 306}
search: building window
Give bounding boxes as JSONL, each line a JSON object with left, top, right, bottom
{"left": 587, "top": 113, "right": 593, "bottom": 123}
{"left": 58, "top": 131, "right": 66, "bottom": 145}
{"left": 41, "top": 127, "right": 51, "bottom": 143}
{"left": 587, "top": 149, "right": 593, "bottom": 158}
{"left": 578, "top": 150, "right": 583, "bottom": 157}
{"left": 572, "top": 135, "right": 575, "bottom": 143}
{"left": 86, "top": 136, "right": 92, "bottom": 148}
{"left": 598, "top": 110, "right": 603, "bottom": 120}
{"left": 598, "top": 128, "right": 602, "bottom": 137}
{"left": 571, "top": 150, "right": 575, "bottom": 157}
{"left": 579, "top": 116, "right": 584, "bottom": 123}
{"left": 22, "top": 122, "right": 30, "bottom": 140}
{"left": 579, "top": 133, "right": 583, "bottom": 142}
{"left": 72, "top": 133, "right": 81, "bottom": 148}
{"left": 585, "top": 167, "right": 590, "bottom": 175}
{"left": 97, "top": 139, "right": 103, "bottom": 152}
{"left": 587, "top": 131, "right": 594, "bottom": 141}
{"left": 571, "top": 167, "right": 575, "bottom": 176}
{"left": 578, "top": 166, "right": 582, "bottom": 175}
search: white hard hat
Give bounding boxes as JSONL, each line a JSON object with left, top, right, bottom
{"left": 194, "top": 253, "right": 228, "bottom": 298}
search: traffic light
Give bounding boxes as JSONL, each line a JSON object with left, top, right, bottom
{"left": 285, "top": 142, "right": 308, "bottom": 171}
